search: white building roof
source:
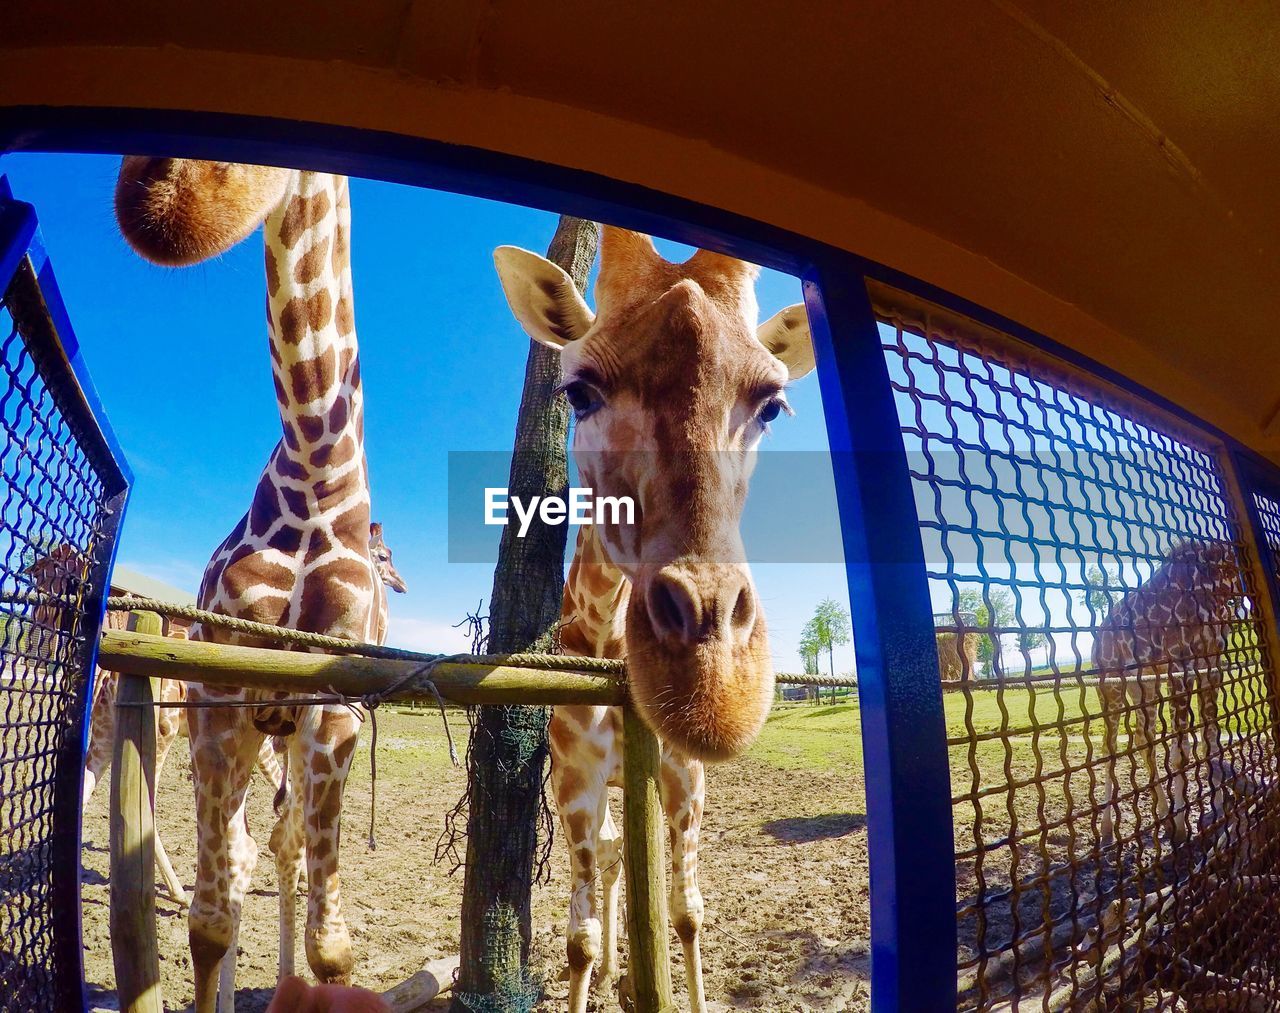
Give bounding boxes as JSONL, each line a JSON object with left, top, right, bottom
{"left": 109, "top": 565, "right": 197, "bottom": 607}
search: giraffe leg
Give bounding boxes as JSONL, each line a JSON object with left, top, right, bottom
{"left": 153, "top": 706, "right": 190, "bottom": 906}
{"left": 1166, "top": 675, "right": 1192, "bottom": 842}
{"left": 659, "top": 748, "right": 707, "bottom": 1013}
{"left": 259, "top": 737, "right": 307, "bottom": 895}
{"left": 597, "top": 798, "right": 622, "bottom": 985}
{"left": 552, "top": 760, "right": 606, "bottom": 1013}
{"left": 301, "top": 706, "right": 360, "bottom": 985}
{"left": 1197, "top": 666, "right": 1225, "bottom": 820}
{"left": 1098, "top": 686, "right": 1121, "bottom": 846}
{"left": 273, "top": 742, "right": 305, "bottom": 980}
{"left": 216, "top": 748, "right": 261, "bottom": 1013}
{"left": 188, "top": 713, "right": 259, "bottom": 1013}
{"left": 82, "top": 670, "right": 116, "bottom": 807}
{"left": 1132, "top": 683, "right": 1171, "bottom": 838}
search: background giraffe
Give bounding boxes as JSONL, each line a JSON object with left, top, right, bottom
{"left": 1094, "top": 540, "right": 1243, "bottom": 844}
{"left": 494, "top": 228, "right": 815, "bottom": 1013}
{"left": 75, "top": 524, "right": 405, "bottom": 906}
{"left": 115, "top": 159, "right": 383, "bottom": 1013}
{"left": 23, "top": 544, "right": 203, "bottom": 902}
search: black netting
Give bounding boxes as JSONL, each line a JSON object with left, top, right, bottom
{"left": 0, "top": 257, "right": 125, "bottom": 1010}
{"left": 875, "top": 285, "right": 1280, "bottom": 1010}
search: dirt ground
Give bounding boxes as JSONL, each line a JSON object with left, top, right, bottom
{"left": 80, "top": 705, "right": 869, "bottom": 1012}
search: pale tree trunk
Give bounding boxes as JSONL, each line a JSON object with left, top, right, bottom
{"left": 452, "top": 217, "right": 599, "bottom": 1010}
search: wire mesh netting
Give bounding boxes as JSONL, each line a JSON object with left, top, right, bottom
{"left": 873, "top": 282, "right": 1280, "bottom": 1010}
{"left": 0, "top": 256, "right": 124, "bottom": 1009}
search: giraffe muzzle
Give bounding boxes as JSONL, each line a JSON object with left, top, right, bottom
{"left": 626, "top": 570, "right": 774, "bottom": 761}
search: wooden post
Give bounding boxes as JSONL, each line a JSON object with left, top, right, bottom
{"left": 109, "top": 610, "right": 163, "bottom": 1013}
{"left": 622, "top": 704, "right": 674, "bottom": 1012}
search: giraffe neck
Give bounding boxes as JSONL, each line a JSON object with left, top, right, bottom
{"left": 560, "top": 524, "right": 629, "bottom": 659}
{"left": 264, "top": 171, "right": 365, "bottom": 488}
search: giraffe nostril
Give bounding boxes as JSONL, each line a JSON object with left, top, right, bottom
{"left": 731, "top": 585, "right": 756, "bottom": 632}
{"left": 649, "top": 580, "right": 685, "bottom": 640}
{"left": 646, "top": 570, "right": 702, "bottom": 644}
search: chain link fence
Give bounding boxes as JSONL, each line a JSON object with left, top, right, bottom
{"left": 875, "top": 284, "right": 1280, "bottom": 1010}
{"left": 0, "top": 200, "right": 128, "bottom": 1011}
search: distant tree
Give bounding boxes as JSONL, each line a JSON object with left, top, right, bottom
{"left": 1017, "top": 629, "right": 1047, "bottom": 659}
{"left": 956, "top": 587, "right": 1013, "bottom": 677}
{"left": 798, "top": 628, "right": 821, "bottom": 701}
{"left": 799, "top": 636, "right": 820, "bottom": 676}
{"left": 1079, "top": 565, "right": 1116, "bottom": 619}
{"left": 19, "top": 535, "right": 57, "bottom": 573}
{"left": 801, "top": 598, "right": 851, "bottom": 704}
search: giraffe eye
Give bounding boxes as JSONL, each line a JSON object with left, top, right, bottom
{"left": 756, "top": 397, "right": 789, "bottom": 429}
{"left": 562, "top": 381, "right": 602, "bottom": 421}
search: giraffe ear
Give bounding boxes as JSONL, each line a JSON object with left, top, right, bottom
{"left": 494, "top": 246, "right": 595, "bottom": 350}
{"left": 757, "top": 304, "right": 815, "bottom": 380}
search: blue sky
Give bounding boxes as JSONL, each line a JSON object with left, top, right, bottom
{"left": 0, "top": 153, "right": 855, "bottom": 673}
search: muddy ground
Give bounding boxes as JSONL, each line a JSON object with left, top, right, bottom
{"left": 80, "top": 705, "right": 869, "bottom": 1012}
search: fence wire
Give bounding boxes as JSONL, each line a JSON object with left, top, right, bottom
{"left": 0, "top": 260, "right": 124, "bottom": 1009}
{"left": 875, "top": 287, "right": 1280, "bottom": 1010}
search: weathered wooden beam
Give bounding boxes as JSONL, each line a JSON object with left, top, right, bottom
{"left": 97, "top": 630, "right": 625, "bottom": 706}
{"left": 382, "top": 954, "right": 460, "bottom": 1012}
{"left": 109, "top": 612, "right": 164, "bottom": 1013}
{"left": 622, "top": 704, "right": 675, "bottom": 1013}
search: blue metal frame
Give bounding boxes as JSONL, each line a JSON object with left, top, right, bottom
{"left": 1232, "top": 449, "right": 1280, "bottom": 661}
{"left": 6, "top": 102, "right": 1280, "bottom": 1010}
{"left": 804, "top": 259, "right": 958, "bottom": 1009}
{"left": 1, "top": 104, "right": 963, "bottom": 1010}
{"left": 0, "top": 175, "right": 131, "bottom": 1012}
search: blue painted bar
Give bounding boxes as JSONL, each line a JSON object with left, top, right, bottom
{"left": 0, "top": 184, "right": 132, "bottom": 1012}
{"left": 804, "top": 255, "right": 957, "bottom": 1010}
{"left": 1232, "top": 448, "right": 1280, "bottom": 659}
{"left": 0, "top": 192, "right": 36, "bottom": 292}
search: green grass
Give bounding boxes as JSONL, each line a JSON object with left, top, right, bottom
{"left": 362, "top": 707, "right": 473, "bottom": 777}
{"left": 748, "top": 701, "right": 863, "bottom": 773}
{"left": 746, "top": 666, "right": 1277, "bottom": 779}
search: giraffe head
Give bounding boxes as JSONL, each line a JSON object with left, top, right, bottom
{"left": 23, "top": 543, "right": 85, "bottom": 597}
{"left": 369, "top": 523, "right": 408, "bottom": 594}
{"left": 495, "top": 228, "right": 814, "bottom": 759}
{"left": 115, "top": 158, "right": 293, "bottom": 266}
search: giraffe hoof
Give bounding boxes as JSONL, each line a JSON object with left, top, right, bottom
{"left": 593, "top": 967, "right": 619, "bottom": 993}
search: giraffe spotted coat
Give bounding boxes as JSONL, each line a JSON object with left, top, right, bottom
{"left": 1094, "top": 540, "right": 1242, "bottom": 843}
{"left": 115, "top": 160, "right": 383, "bottom": 1013}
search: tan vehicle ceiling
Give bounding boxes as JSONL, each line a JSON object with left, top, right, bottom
{"left": 3, "top": 2, "right": 1277, "bottom": 460}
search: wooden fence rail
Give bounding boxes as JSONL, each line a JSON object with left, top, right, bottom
{"left": 99, "top": 612, "right": 671, "bottom": 1012}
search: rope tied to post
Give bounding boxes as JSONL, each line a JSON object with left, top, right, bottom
{"left": 99, "top": 593, "right": 856, "bottom": 852}
{"left": 103, "top": 593, "right": 478, "bottom": 851}
{"left": 117, "top": 658, "right": 464, "bottom": 851}
{"left": 351, "top": 655, "right": 466, "bottom": 850}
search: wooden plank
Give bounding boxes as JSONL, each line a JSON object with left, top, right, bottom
{"left": 381, "top": 954, "right": 459, "bottom": 1012}
{"left": 109, "top": 611, "right": 163, "bottom": 1013}
{"left": 622, "top": 705, "right": 674, "bottom": 1012}
{"left": 96, "top": 630, "right": 625, "bottom": 705}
